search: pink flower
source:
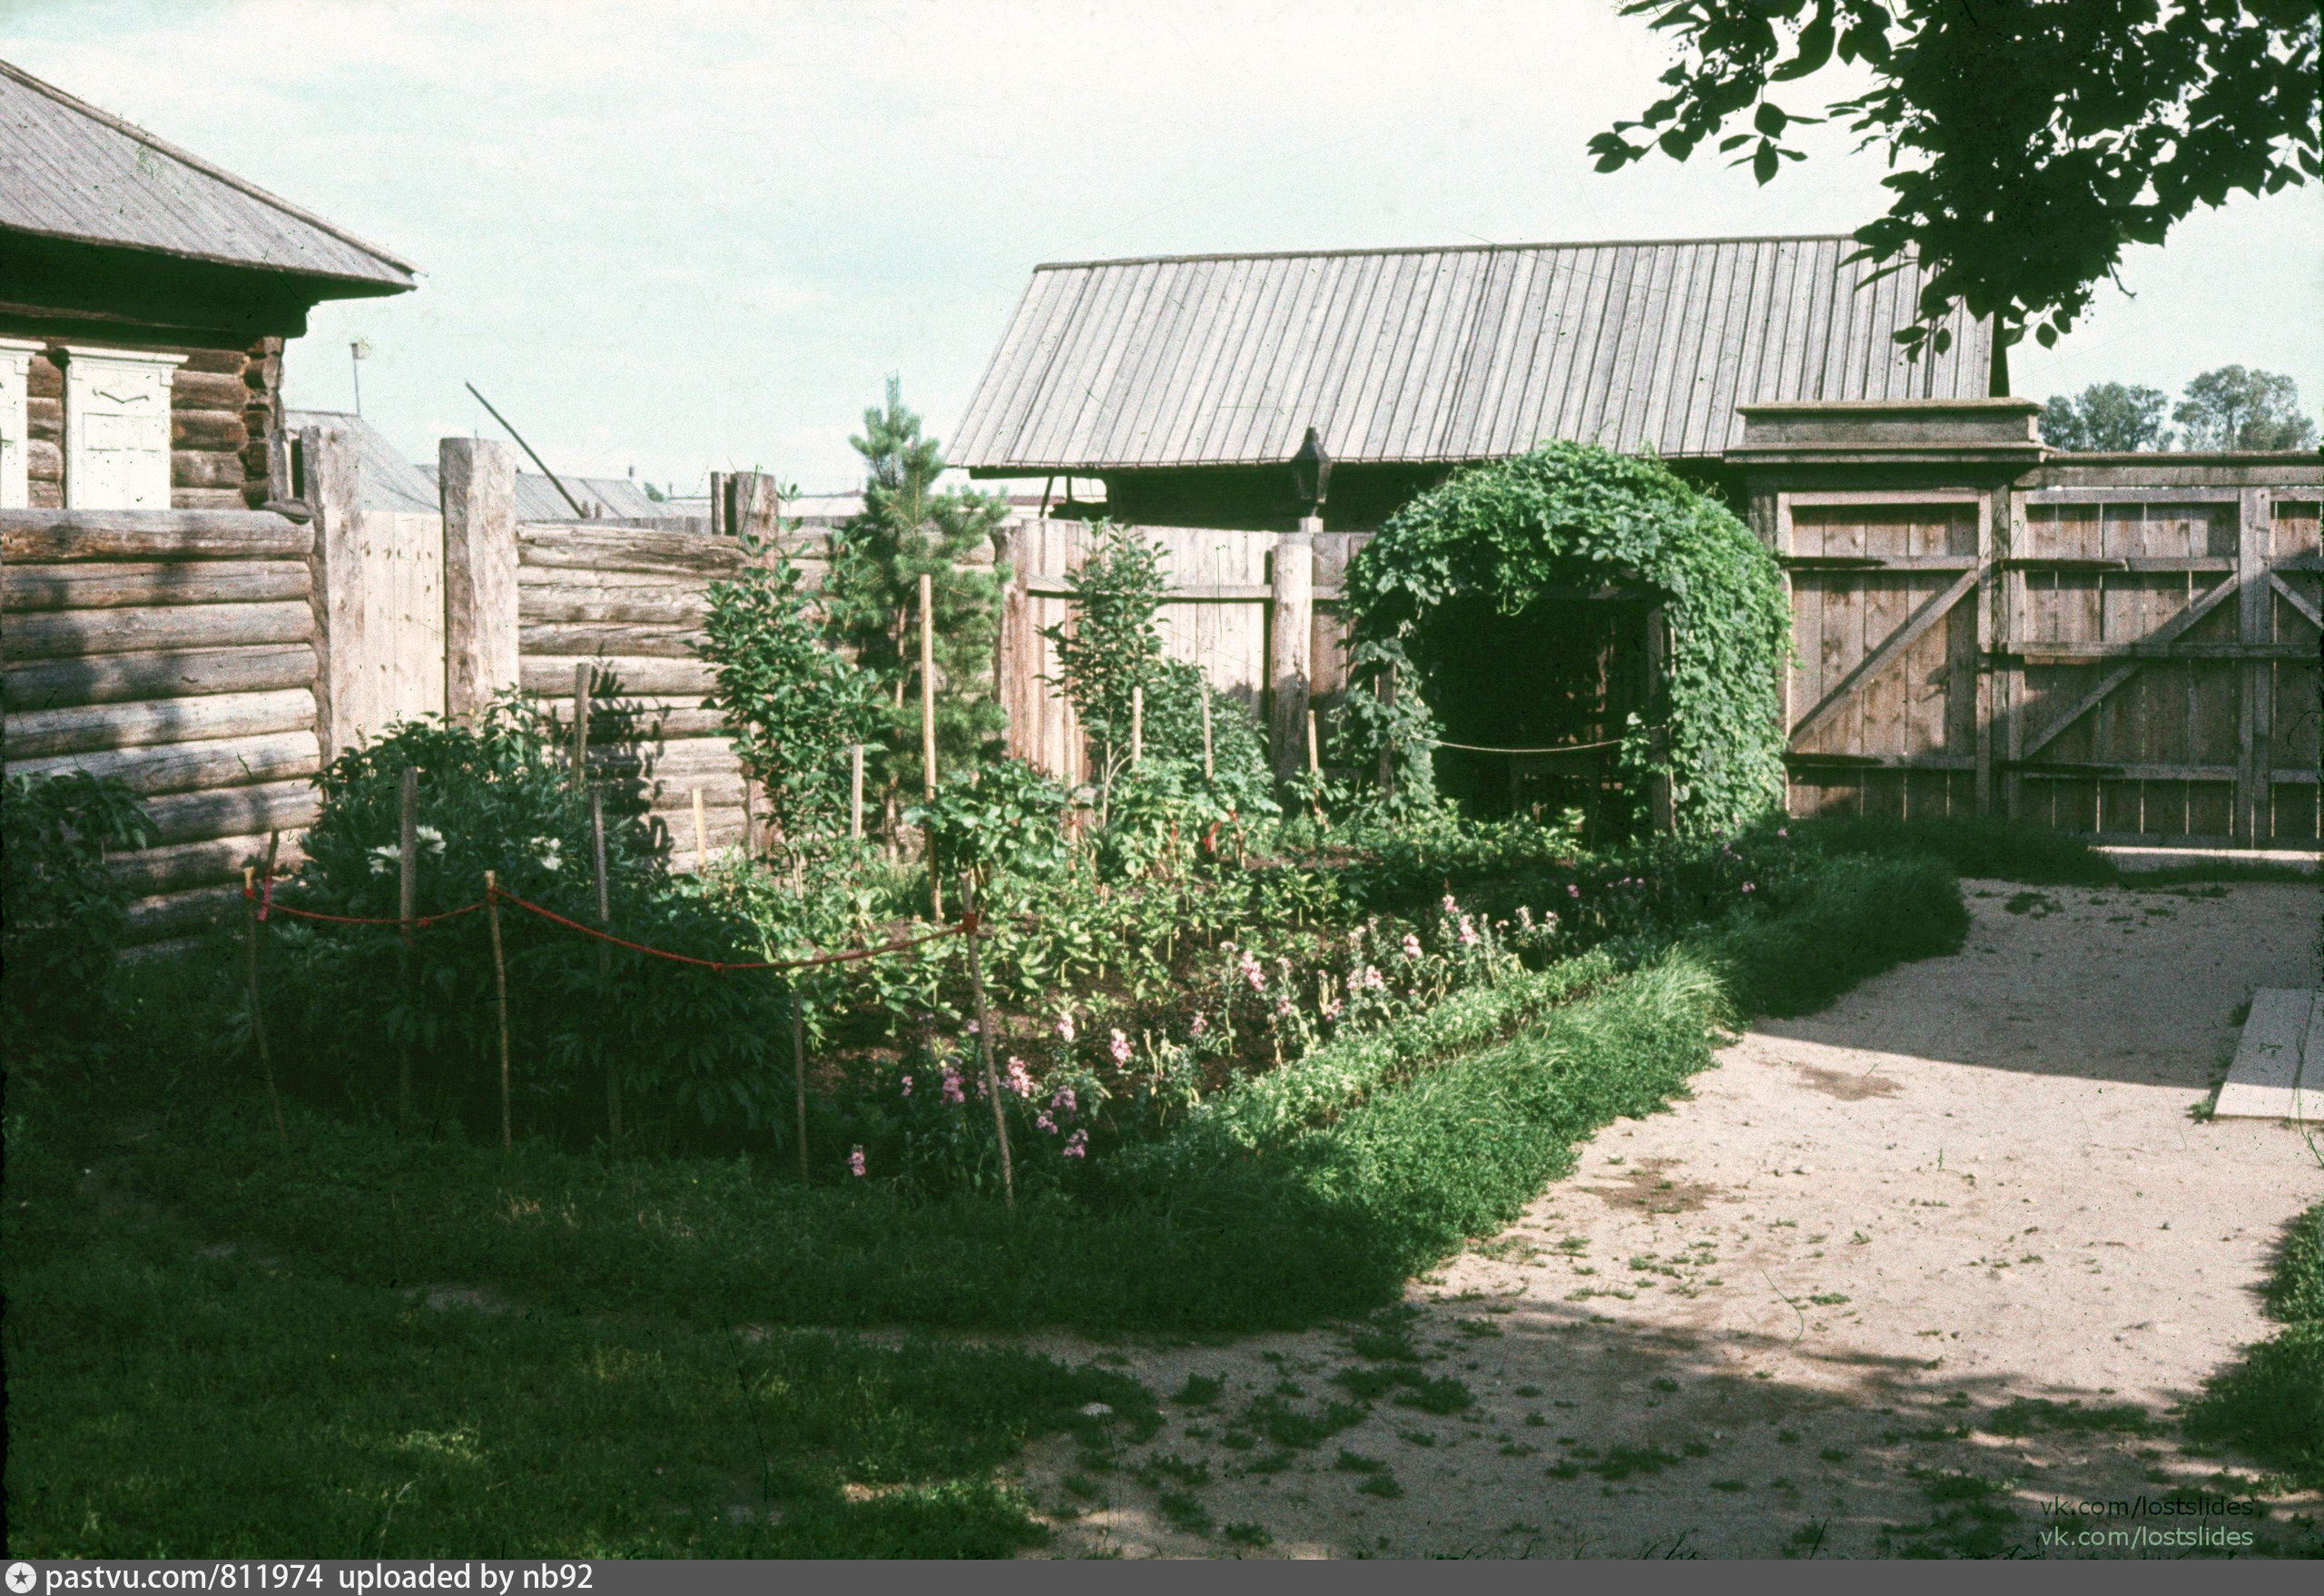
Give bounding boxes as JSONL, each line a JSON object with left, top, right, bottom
{"left": 1567, "top": 884, "right": 1581, "bottom": 899}
{"left": 1322, "top": 997, "right": 1343, "bottom": 1020}
{"left": 1036, "top": 1111, "right": 1058, "bottom": 1135}
{"left": 900, "top": 1073, "right": 913, "bottom": 1098}
{"left": 1457, "top": 915, "right": 1479, "bottom": 948}
{"left": 1003, "top": 1056, "right": 1034, "bottom": 1097}
{"left": 1741, "top": 882, "right": 1756, "bottom": 894}
{"left": 847, "top": 1146, "right": 866, "bottom": 1177}
{"left": 1108, "top": 1028, "right": 1134, "bottom": 1066}
{"left": 940, "top": 1065, "right": 965, "bottom": 1106}
{"left": 965, "top": 1019, "right": 979, "bottom": 1035}
{"left": 1400, "top": 932, "right": 1422, "bottom": 961}
{"left": 1239, "top": 950, "right": 1266, "bottom": 991}
{"left": 1275, "top": 995, "right": 1294, "bottom": 1018}
{"left": 1050, "top": 1085, "right": 1077, "bottom": 1118}
{"left": 1062, "top": 1128, "right": 1088, "bottom": 1158}
{"left": 1363, "top": 966, "right": 1384, "bottom": 991}
{"left": 1776, "top": 827, "right": 1788, "bottom": 839}
{"left": 1190, "top": 1013, "right": 1207, "bottom": 1037}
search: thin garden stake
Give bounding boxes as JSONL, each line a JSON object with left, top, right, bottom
{"left": 590, "top": 789, "right": 619, "bottom": 1141}
{"left": 960, "top": 878, "right": 1014, "bottom": 1213}
{"left": 1200, "top": 690, "right": 1214, "bottom": 782}
{"left": 790, "top": 989, "right": 809, "bottom": 1186}
{"left": 1131, "top": 683, "right": 1143, "bottom": 766}
{"left": 918, "top": 570, "right": 937, "bottom": 798}
{"left": 849, "top": 744, "right": 864, "bottom": 840}
{"left": 693, "top": 787, "right": 709, "bottom": 873}
{"left": 241, "top": 865, "right": 287, "bottom": 1146}
{"left": 485, "top": 870, "right": 512, "bottom": 1149}
{"left": 397, "top": 765, "right": 419, "bottom": 1118}
{"left": 570, "top": 663, "right": 589, "bottom": 786}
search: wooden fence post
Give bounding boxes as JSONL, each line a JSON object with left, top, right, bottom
{"left": 590, "top": 789, "right": 619, "bottom": 1142}
{"left": 919, "top": 570, "right": 937, "bottom": 798}
{"left": 570, "top": 663, "right": 589, "bottom": 786}
{"left": 791, "top": 990, "right": 809, "bottom": 1186}
{"left": 398, "top": 765, "right": 419, "bottom": 1117}
{"left": 849, "top": 744, "right": 864, "bottom": 840}
{"left": 241, "top": 864, "right": 288, "bottom": 1146}
{"left": 484, "top": 870, "right": 512, "bottom": 1149}
{"left": 439, "top": 438, "right": 519, "bottom": 724}
{"left": 300, "top": 421, "right": 361, "bottom": 757}
{"left": 1268, "top": 531, "right": 1315, "bottom": 779}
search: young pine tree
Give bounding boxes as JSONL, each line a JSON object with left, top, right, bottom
{"left": 821, "top": 380, "right": 1009, "bottom": 837}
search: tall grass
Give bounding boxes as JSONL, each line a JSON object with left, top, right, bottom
{"left": 1704, "top": 852, "right": 1968, "bottom": 1015}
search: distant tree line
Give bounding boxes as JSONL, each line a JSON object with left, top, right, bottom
{"left": 2043, "top": 365, "right": 2319, "bottom": 453}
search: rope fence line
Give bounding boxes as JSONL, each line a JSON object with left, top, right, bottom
{"left": 237, "top": 880, "right": 976, "bottom": 975}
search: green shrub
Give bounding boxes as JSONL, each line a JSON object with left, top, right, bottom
{"left": 2185, "top": 1202, "right": 2324, "bottom": 1489}
{"left": 279, "top": 696, "right": 791, "bottom": 1141}
{"left": 2, "top": 770, "right": 154, "bottom": 1058}
{"left": 1775, "top": 814, "right": 2117, "bottom": 885}
{"left": 1705, "top": 852, "right": 1969, "bottom": 1016}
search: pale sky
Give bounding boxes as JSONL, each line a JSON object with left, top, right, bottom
{"left": 8, "top": 0, "right": 2319, "bottom": 491}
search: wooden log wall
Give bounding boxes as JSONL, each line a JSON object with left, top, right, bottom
{"left": 2, "top": 507, "right": 322, "bottom": 946}
{"left": 4, "top": 334, "right": 283, "bottom": 512}
{"left": 517, "top": 520, "right": 829, "bottom": 860}
{"left": 998, "top": 519, "right": 1367, "bottom": 783}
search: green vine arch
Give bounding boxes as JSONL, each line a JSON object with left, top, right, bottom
{"left": 1340, "top": 442, "right": 1791, "bottom": 837}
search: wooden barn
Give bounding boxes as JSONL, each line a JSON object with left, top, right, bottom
{"left": 0, "top": 60, "right": 416, "bottom": 513}
{"left": 951, "top": 234, "right": 1996, "bottom": 529}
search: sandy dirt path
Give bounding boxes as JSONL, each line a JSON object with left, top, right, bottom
{"left": 1012, "top": 879, "right": 2324, "bottom": 1558}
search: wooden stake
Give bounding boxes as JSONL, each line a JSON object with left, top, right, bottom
{"left": 1306, "top": 707, "right": 1321, "bottom": 777}
{"left": 485, "top": 870, "right": 512, "bottom": 1150}
{"left": 693, "top": 787, "right": 708, "bottom": 873}
{"left": 398, "top": 765, "right": 419, "bottom": 1117}
{"left": 919, "top": 570, "right": 937, "bottom": 798}
{"left": 791, "top": 989, "right": 809, "bottom": 1187}
{"left": 1376, "top": 662, "right": 1396, "bottom": 800}
{"left": 1131, "top": 683, "right": 1143, "bottom": 766}
{"left": 241, "top": 865, "right": 287, "bottom": 1146}
{"left": 961, "top": 879, "right": 1015, "bottom": 1213}
{"left": 1201, "top": 690, "right": 1214, "bottom": 782}
{"left": 849, "top": 744, "right": 864, "bottom": 841}
{"left": 590, "top": 789, "right": 618, "bottom": 1142}
{"left": 570, "top": 662, "right": 589, "bottom": 786}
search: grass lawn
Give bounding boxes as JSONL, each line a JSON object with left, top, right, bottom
{"left": 2185, "top": 1199, "right": 2324, "bottom": 1493}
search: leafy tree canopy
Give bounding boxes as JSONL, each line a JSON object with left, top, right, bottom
{"left": 1591, "top": 2, "right": 2320, "bottom": 359}
{"left": 2173, "top": 363, "right": 2320, "bottom": 449}
{"left": 2041, "top": 381, "right": 2174, "bottom": 451}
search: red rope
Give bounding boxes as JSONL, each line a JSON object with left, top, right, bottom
{"left": 241, "top": 883, "right": 489, "bottom": 929}
{"left": 487, "top": 884, "right": 973, "bottom": 974}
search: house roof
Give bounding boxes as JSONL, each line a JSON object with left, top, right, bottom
{"left": 0, "top": 60, "right": 416, "bottom": 292}
{"left": 952, "top": 234, "right": 1991, "bottom": 472}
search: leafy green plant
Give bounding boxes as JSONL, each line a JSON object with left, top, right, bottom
{"left": 1042, "top": 519, "right": 1169, "bottom": 809}
{"left": 907, "top": 758, "right": 1069, "bottom": 895}
{"left": 700, "top": 551, "right": 881, "bottom": 857}
{"left": 1327, "top": 635, "right": 1439, "bottom": 812}
{"left": 2, "top": 770, "right": 155, "bottom": 1056}
{"left": 1341, "top": 442, "right": 1788, "bottom": 838}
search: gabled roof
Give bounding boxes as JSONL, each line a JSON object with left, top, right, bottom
{"left": 953, "top": 234, "right": 1991, "bottom": 471}
{"left": 0, "top": 60, "right": 416, "bottom": 292}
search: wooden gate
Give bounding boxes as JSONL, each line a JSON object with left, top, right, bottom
{"left": 2002, "top": 489, "right": 2319, "bottom": 846}
{"left": 1777, "top": 493, "right": 1989, "bottom": 822}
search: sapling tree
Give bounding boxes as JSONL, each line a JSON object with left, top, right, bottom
{"left": 822, "top": 380, "right": 1010, "bottom": 839}
{"left": 1042, "top": 520, "right": 1168, "bottom": 809}
{"left": 700, "top": 552, "right": 881, "bottom": 858}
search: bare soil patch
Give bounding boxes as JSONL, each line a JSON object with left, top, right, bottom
{"left": 1009, "top": 881, "right": 2324, "bottom": 1558}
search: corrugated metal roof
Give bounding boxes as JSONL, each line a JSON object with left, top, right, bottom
{"left": 953, "top": 235, "right": 1989, "bottom": 470}
{"left": 0, "top": 60, "right": 416, "bottom": 291}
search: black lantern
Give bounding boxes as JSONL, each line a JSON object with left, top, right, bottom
{"left": 1290, "top": 425, "right": 1332, "bottom": 513}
